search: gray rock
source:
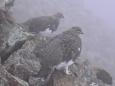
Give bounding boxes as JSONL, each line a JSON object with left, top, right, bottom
{"left": 0, "top": 77, "right": 9, "bottom": 86}
{"left": 93, "top": 67, "right": 112, "bottom": 85}
{"left": 0, "top": 23, "right": 34, "bottom": 64}
{"left": 29, "top": 76, "right": 44, "bottom": 86}
{"left": 0, "top": 65, "right": 29, "bottom": 86}
{"left": 70, "top": 59, "right": 112, "bottom": 86}
{"left": 0, "top": 0, "right": 5, "bottom": 9}
{"left": 47, "top": 70, "right": 78, "bottom": 86}
{"left": 8, "top": 24, "right": 34, "bottom": 46}
{"left": 69, "top": 59, "right": 95, "bottom": 85}
{"left": 0, "top": 5, "right": 34, "bottom": 64}
{"left": 5, "top": 0, "right": 15, "bottom": 7}
{"left": 3, "top": 40, "right": 41, "bottom": 82}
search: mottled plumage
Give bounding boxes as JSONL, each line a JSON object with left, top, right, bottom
{"left": 23, "top": 13, "right": 64, "bottom": 33}
{"left": 38, "top": 26, "right": 83, "bottom": 80}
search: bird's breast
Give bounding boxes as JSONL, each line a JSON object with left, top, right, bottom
{"left": 56, "top": 59, "right": 74, "bottom": 69}
{"left": 39, "top": 28, "right": 52, "bottom": 34}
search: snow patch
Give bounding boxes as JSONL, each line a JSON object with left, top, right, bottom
{"left": 90, "top": 82, "right": 98, "bottom": 86}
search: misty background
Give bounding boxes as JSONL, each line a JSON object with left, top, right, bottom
{"left": 10, "top": 0, "right": 115, "bottom": 80}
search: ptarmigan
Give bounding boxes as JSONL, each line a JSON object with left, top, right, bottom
{"left": 23, "top": 12, "right": 64, "bottom": 33}
{"left": 38, "top": 26, "right": 83, "bottom": 80}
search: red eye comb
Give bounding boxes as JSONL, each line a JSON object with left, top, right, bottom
{"left": 57, "top": 12, "right": 63, "bottom": 15}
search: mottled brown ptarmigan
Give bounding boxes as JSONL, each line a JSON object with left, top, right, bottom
{"left": 23, "top": 12, "right": 64, "bottom": 33}
{"left": 38, "top": 26, "right": 83, "bottom": 81}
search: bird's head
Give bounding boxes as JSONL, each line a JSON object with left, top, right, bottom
{"left": 52, "top": 12, "right": 64, "bottom": 19}
{"left": 71, "top": 26, "right": 83, "bottom": 35}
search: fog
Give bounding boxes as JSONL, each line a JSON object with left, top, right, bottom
{"left": 83, "top": 0, "right": 115, "bottom": 29}
{"left": 11, "top": 0, "right": 115, "bottom": 80}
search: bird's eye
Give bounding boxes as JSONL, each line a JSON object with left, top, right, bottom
{"left": 77, "top": 29, "right": 80, "bottom": 31}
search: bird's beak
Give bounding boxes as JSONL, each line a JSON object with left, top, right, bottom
{"left": 61, "top": 15, "right": 64, "bottom": 18}
{"left": 81, "top": 32, "right": 84, "bottom": 34}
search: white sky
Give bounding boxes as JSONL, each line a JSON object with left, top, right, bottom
{"left": 83, "top": 0, "right": 115, "bottom": 28}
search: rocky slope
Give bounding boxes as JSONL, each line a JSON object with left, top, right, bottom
{"left": 0, "top": 0, "right": 114, "bottom": 86}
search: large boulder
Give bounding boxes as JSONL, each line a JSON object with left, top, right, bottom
{"left": 3, "top": 40, "right": 41, "bottom": 82}
{"left": 70, "top": 59, "right": 113, "bottom": 86}
{"left": 93, "top": 67, "right": 112, "bottom": 85}
{"left": 0, "top": 65, "right": 29, "bottom": 86}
